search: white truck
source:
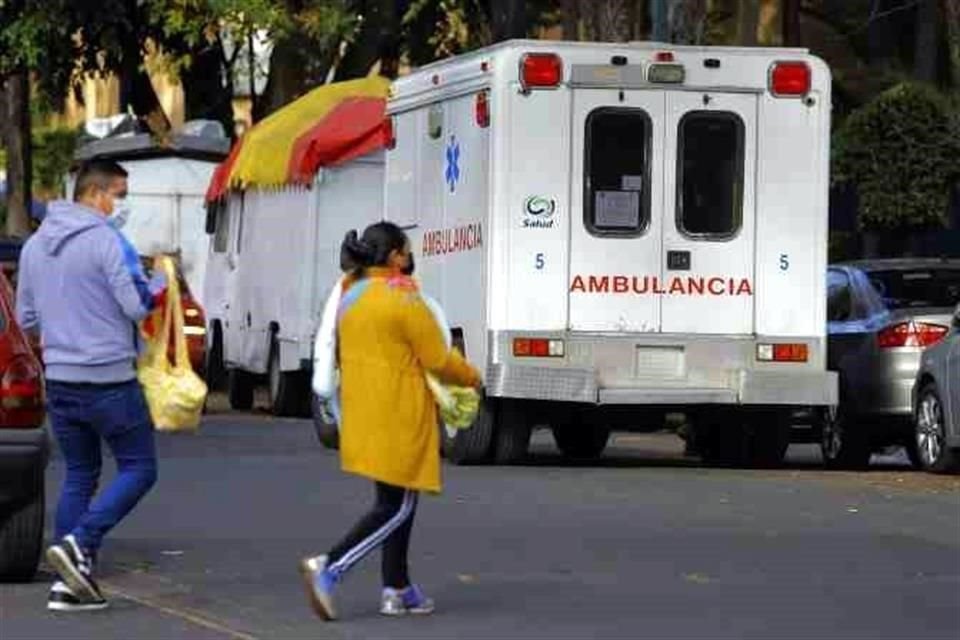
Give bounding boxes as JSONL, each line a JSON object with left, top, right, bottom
{"left": 380, "top": 39, "right": 837, "bottom": 466}
{"left": 203, "top": 152, "right": 384, "bottom": 416}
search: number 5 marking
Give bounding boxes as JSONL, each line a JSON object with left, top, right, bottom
{"left": 535, "top": 253, "right": 545, "bottom": 270}
{"left": 779, "top": 254, "right": 789, "bottom": 271}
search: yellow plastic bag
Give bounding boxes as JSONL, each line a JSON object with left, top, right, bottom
{"left": 425, "top": 373, "right": 479, "bottom": 430}
{"left": 137, "top": 256, "right": 208, "bottom": 432}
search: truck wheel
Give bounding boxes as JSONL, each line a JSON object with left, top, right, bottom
{"left": 0, "top": 490, "right": 44, "bottom": 582}
{"left": 443, "top": 396, "right": 496, "bottom": 465}
{"left": 204, "top": 323, "right": 226, "bottom": 391}
{"left": 819, "top": 404, "right": 871, "bottom": 470}
{"left": 493, "top": 400, "right": 531, "bottom": 465}
{"left": 914, "top": 383, "right": 960, "bottom": 474}
{"left": 227, "top": 368, "right": 255, "bottom": 411}
{"left": 311, "top": 394, "right": 340, "bottom": 450}
{"left": 268, "top": 340, "right": 309, "bottom": 417}
{"left": 744, "top": 411, "right": 791, "bottom": 468}
{"left": 552, "top": 423, "right": 610, "bottom": 461}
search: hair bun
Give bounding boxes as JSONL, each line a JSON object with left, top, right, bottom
{"left": 341, "top": 229, "right": 375, "bottom": 270}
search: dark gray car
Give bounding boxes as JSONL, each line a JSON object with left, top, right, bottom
{"left": 821, "top": 258, "right": 960, "bottom": 469}
{"left": 913, "top": 304, "right": 960, "bottom": 473}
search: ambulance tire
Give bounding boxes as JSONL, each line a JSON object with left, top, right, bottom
{"left": 227, "top": 368, "right": 255, "bottom": 411}
{"left": 443, "top": 397, "right": 496, "bottom": 465}
{"left": 310, "top": 394, "right": 340, "bottom": 450}
{"left": 493, "top": 401, "right": 532, "bottom": 465}
{"left": 552, "top": 424, "right": 611, "bottom": 461}
{"left": 204, "top": 323, "right": 226, "bottom": 391}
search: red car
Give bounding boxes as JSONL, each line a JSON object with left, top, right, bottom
{"left": 0, "top": 270, "right": 48, "bottom": 581}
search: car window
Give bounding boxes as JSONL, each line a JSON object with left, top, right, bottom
{"left": 827, "top": 269, "right": 854, "bottom": 322}
{"left": 866, "top": 267, "right": 960, "bottom": 309}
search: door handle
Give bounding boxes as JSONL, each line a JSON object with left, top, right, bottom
{"left": 667, "top": 250, "right": 691, "bottom": 271}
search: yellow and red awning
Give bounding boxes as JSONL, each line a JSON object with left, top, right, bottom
{"left": 206, "top": 76, "right": 391, "bottom": 202}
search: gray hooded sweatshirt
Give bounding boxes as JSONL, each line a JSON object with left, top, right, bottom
{"left": 15, "top": 200, "right": 162, "bottom": 383}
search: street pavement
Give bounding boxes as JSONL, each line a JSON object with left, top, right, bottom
{"left": 2, "top": 405, "right": 959, "bottom": 640}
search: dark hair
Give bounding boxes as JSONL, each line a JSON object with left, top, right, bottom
{"left": 340, "top": 222, "right": 408, "bottom": 275}
{"left": 73, "top": 160, "right": 128, "bottom": 201}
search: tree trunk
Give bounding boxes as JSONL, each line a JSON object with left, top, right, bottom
{"left": 118, "top": 1, "right": 171, "bottom": 141}
{"left": 256, "top": 36, "right": 315, "bottom": 120}
{"left": 737, "top": 0, "right": 759, "bottom": 45}
{"left": 650, "top": 0, "right": 668, "bottom": 41}
{"left": 914, "top": 0, "right": 940, "bottom": 83}
{"left": 490, "top": 0, "right": 528, "bottom": 41}
{"left": 182, "top": 40, "right": 235, "bottom": 140}
{"left": 781, "top": 0, "right": 800, "bottom": 46}
{"left": 946, "top": 0, "right": 960, "bottom": 90}
{"left": 561, "top": 0, "right": 580, "bottom": 39}
{"left": 593, "top": 0, "right": 632, "bottom": 42}
{"left": 333, "top": 0, "right": 400, "bottom": 81}
{"left": 2, "top": 71, "right": 33, "bottom": 238}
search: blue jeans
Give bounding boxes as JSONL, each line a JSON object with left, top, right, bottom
{"left": 46, "top": 380, "right": 158, "bottom": 553}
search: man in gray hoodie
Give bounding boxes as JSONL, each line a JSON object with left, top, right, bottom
{"left": 16, "top": 160, "right": 166, "bottom": 612}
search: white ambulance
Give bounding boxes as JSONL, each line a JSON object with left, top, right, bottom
{"left": 383, "top": 39, "right": 838, "bottom": 466}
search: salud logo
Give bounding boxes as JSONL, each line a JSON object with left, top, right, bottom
{"left": 523, "top": 196, "right": 557, "bottom": 228}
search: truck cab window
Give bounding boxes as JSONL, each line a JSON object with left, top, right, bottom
{"left": 677, "top": 111, "right": 744, "bottom": 239}
{"left": 584, "top": 108, "right": 651, "bottom": 236}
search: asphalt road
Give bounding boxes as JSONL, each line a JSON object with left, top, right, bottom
{"left": 2, "top": 407, "right": 959, "bottom": 640}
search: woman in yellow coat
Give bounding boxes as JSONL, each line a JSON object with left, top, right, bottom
{"left": 300, "top": 222, "right": 480, "bottom": 622}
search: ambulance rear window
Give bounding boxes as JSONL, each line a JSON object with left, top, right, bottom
{"left": 677, "top": 111, "right": 744, "bottom": 239}
{"left": 584, "top": 108, "right": 651, "bottom": 236}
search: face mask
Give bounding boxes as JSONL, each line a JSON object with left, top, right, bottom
{"left": 108, "top": 198, "right": 131, "bottom": 229}
{"left": 401, "top": 253, "right": 415, "bottom": 276}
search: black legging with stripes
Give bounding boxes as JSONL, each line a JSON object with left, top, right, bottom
{"left": 325, "top": 482, "right": 419, "bottom": 588}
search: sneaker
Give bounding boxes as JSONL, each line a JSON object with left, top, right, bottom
{"left": 45, "top": 535, "right": 104, "bottom": 604}
{"left": 380, "top": 584, "right": 435, "bottom": 616}
{"left": 47, "top": 581, "right": 108, "bottom": 612}
{"left": 299, "top": 555, "right": 337, "bottom": 621}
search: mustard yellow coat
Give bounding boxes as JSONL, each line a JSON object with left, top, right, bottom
{"left": 337, "top": 270, "right": 480, "bottom": 493}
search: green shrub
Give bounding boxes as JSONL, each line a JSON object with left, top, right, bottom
{"left": 832, "top": 83, "right": 960, "bottom": 230}
{"left": 32, "top": 127, "right": 79, "bottom": 199}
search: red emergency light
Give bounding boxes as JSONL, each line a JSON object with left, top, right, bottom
{"left": 769, "top": 61, "right": 811, "bottom": 97}
{"left": 520, "top": 53, "right": 562, "bottom": 90}
{"left": 475, "top": 91, "right": 490, "bottom": 128}
{"left": 654, "top": 51, "right": 674, "bottom": 62}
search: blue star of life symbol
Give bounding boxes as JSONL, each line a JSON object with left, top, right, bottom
{"left": 445, "top": 135, "right": 461, "bottom": 193}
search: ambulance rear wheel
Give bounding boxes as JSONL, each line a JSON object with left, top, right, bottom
{"left": 227, "top": 368, "right": 254, "bottom": 411}
{"left": 552, "top": 424, "right": 611, "bottom": 461}
{"left": 443, "top": 396, "right": 496, "bottom": 465}
{"left": 493, "top": 401, "right": 532, "bottom": 465}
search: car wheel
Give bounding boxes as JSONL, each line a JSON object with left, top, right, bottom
{"left": 0, "top": 490, "right": 44, "bottom": 582}
{"left": 819, "top": 405, "right": 871, "bottom": 470}
{"left": 915, "top": 383, "right": 960, "bottom": 474}
{"left": 227, "top": 368, "right": 255, "bottom": 411}
{"left": 443, "top": 396, "right": 496, "bottom": 465}
{"left": 310, "top": 394, "right": 339, "bottom": 450}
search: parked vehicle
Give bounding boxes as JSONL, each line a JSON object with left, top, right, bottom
{"left": 381, "top": 39, "right": 836, "bottom": 466}
{"left": 203, "top": 78, "right": 389, "bottom": 417}
{"left": 821, "top": 259, "right": 959, "bottom": 469}
{"left": 0, "top": 271, "right": 47, "bottom": 581}
{"left": 912, "top": 304, "right": 960, "bottom": 473}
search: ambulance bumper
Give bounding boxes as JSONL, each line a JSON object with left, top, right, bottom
{"left": 486, "top": 364, "right": 837, "bottom": 407}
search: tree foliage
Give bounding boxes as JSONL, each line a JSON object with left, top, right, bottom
{"left": 833, "top": 83, "right": 960, "bottom": 230}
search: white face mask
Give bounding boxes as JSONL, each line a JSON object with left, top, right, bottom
{"left": 109, "top": 198, "right": 131, "bottom": 229}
